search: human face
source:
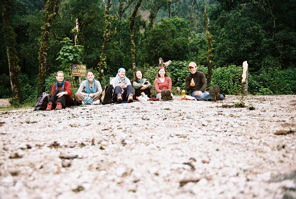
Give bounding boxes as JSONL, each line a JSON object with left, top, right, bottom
{"left": 118, "top": 70, "right": 126, "bottom": 78}
{"left": 189, "top": 66, "right": 197, "bottom": 74}
{"left": 136, "top": 71, "right": 142, "bottom": 79}
{"left": 56, "top": 72, "right": 64, "bottom": 83}
{"left": 158, "top": 68, "right": 165, "bottom": 78}
{"left": 87, "top": 72, "right": 94, "bottom": 82}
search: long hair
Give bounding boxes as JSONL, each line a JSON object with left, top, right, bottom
{"left": 133, "top": 70, "right": 143, "bottom": 82}
{"left": 156, "top": 66, "right": 167, "bottom": 78}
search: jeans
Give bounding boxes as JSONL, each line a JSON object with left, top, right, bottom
{"left": 192, "top": 90, "right": 210, "bottom": 101}
{"left": 114, "top": 85, "right": 133, "bottom": 101}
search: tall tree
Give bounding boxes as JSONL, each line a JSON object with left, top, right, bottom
{"left": 130, "top": 0, "right": 142, "bottom": 70}
{"left": 203, "top": 6, "right": 213, "bottom": 87}
{"left": 98, "top": 0, "right": 116, "bottom": 81}
{"left": 1, "top": 0, "right": 21, "bottom": 103}
{"left": 37, "top": 0, "right": 61, "bottom": 96}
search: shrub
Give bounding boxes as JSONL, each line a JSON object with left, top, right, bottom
{"left": 250, "top": 68, "right": 296, "bottom": 95}
{"left": 210, "top": 65, "right": 242, "bottom": 94}
{"left": 0, "top": 74, "right": 12, "bottom": 98}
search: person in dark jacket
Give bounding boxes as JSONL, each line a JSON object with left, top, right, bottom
{"left": 185, "top": 62, "right": 224, "bottom": 101}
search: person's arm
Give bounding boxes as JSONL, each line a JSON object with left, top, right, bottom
{"left": 144, "top": 78, "right": 152, "bottom": 88}
{"left": 185, "top": 75, "right": 191, "bottom": 91}
{"left": 110, "top": 77, "right": 117, "bottom": 88}
{"left": 76, "top": 81, "right": 86, "bottom": 94}
{"left": 126, "top": 78, "right": 131, "bottom": 86}
{"left": 50, "top": 84, "right": 56, "bottom": 96}
{"left": 154, "top": 79, "right": 161, "bottom": 93}
{"left": 167, "top": 77, "right": 172, "bottom": 91}
{"left": 96, "top": 80, "right": 103, "bottom": 94}
{"left": 133, "top": 81, "right": 142, "bottom": 89}
{"left": 64, "top": 81, "right": 72, "bottom": 96}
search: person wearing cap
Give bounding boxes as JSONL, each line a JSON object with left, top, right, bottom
{"left": 186, "top": 62, "right": 224, "bottom": 101}
{"left": 110, "top": 68, "right": 134, "bottom": 103}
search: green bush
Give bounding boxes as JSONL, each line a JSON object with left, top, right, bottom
{"left": 19, "top": 73, "right": 37, "bottom": 105}
{"left": 0, "top": 74, "right": 12, "bottom": 98}
{"left": 250, "top": 68, "right": 296, "bottom": 95}
{"left": 211, "top": 65, "right": 242, "bottom": 94}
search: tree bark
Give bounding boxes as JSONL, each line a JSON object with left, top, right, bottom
{"left": 203, "top": 6, "right": 214, "bottom": 88}
{"left": 37, "top": 0, "right": 61, "bottom": 96}
{"left": 130, "top": 0, "right": 142, "bottom": 71}
{"left": 98, "top": 0, "right": 114, "bottom": 81}
{"left": 2, "top": 0, "right": 22, "bottom": 103}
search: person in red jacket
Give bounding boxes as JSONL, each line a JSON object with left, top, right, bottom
{"left": 154, "top": 66, "right": 173, "bottom": 101}
{"left": 46, "top": 71, "right": 74, "bottom": 110}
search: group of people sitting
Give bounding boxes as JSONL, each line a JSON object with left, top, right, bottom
{"left": 45, "top": 62, "right": 225, "bottom": 110}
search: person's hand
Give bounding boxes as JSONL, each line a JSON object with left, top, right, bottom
{"left": 190, "top": 82, "right": 195, "bottom": 87}
{"left": 57, "top": 92, "right": 65, "bottom": 98}
{"left": 89, "top": 93, "right": 94, "bottom": 98}
{"left": 141, "top": 85, "right": 147, "bottom": 90}
{"left": 195, "top": 91, "right": 202, "bottom": 97}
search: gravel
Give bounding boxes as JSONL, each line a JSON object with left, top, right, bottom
{"left": 0, "top": 95, "right": 295, "bottom": 199}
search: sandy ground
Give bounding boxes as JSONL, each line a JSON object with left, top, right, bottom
{"left": 0, "top": 95, "right": 295, "bottom": 199}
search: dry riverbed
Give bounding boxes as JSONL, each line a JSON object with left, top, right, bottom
{"left": 0, "top": 95, "right": 295, "bottom": 199}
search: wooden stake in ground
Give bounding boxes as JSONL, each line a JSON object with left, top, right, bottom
{"left": 242, "top": 61, "right": 248, "bottom": 96}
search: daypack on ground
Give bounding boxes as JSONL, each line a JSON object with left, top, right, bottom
{"left": 101, "top": 85, "right": 114, "bottom": 105}
{"left": 34, "top": 93, "right": 50, "bottom": 111}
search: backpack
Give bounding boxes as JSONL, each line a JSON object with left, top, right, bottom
{"left": 34, "top": 93, "right": 50, "bottom": 111}
{"left": 100, "top": 85, "right": 114, "bottom": 105}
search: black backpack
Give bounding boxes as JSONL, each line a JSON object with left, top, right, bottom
{"left": 34, "top": 93, "right": 50, "bottom": 111}
{"left": 101, "top": 85, "right": 114, "bottom": 105}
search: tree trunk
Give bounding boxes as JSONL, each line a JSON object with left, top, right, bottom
{"left": 2, "top": 0, "right": 22, "bottom": 103}
{"left": 130, "top": 0, "right": 142, "bottom": 71}
{"left": 37, "top": 0, "right": 61, "bottom": 96}
{"left": 203, "top": 6, "right": 214, "bottom": 88}
{"left": 98, "top": 0, "right": 113, "bottom": 81}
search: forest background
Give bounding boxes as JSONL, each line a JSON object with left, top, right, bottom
{"left": 0, "top": 0, "right": 295, "bottom": 107}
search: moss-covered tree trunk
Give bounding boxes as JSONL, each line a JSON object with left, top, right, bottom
{"left": 130, "top": 0, "right": 142, "bottom": 71}
{"left": 203, "top": 6, "right": 214, "bottom": 88}
{"left": 37, "top": 0, "right": 61, "bottom": 96}
{"left": 98, "top": 0, "right": 114, "bottom": 81}
{"left": 2, "top": 0, "right": 21, "bottom": 103}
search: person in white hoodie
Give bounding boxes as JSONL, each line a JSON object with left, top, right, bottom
{"left": 110, "top": 68, "right": 134, "bottom": 103}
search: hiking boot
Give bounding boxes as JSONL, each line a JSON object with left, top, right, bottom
{"left": 117, "top": 94, "right": 122, "bottom": 103}
{"left": 128, "top": 94, "right": 133, "bottom": 103}
{"left": 214, "top": 85, "right": 221, "bottom": 100}
{"left": 209, "top": 88, "right": 216, "bottom": 101}
{"left": 55, "top": 102, "right": 62, "bottom": 110}
{"left": 165, "top": 90, "right": 173, "bottom": 100}
{"left": 161, "top": 90, "right": 167, "bottom": 101}
{"left": 46, "top": 102, "right": 52, "bottom": 111}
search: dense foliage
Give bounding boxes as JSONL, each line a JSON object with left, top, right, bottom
{"left": 0, "top": 0, "right": 295, "bottom": 106}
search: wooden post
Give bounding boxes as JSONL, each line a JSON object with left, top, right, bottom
{"left": 241, "top": 61, "right": 248, "bottom": 96}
